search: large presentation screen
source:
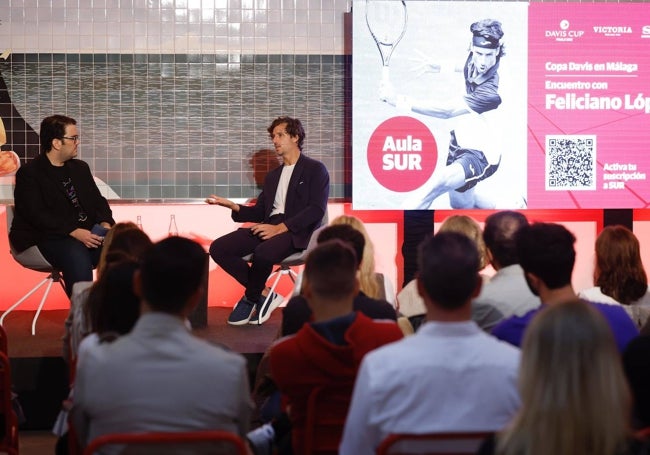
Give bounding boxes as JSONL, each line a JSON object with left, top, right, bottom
{"left": 352, "top": 1, "right": 650, "bottom": 210}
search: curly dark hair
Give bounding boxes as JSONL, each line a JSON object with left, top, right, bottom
{"left": 267, "top": 116, "right": 306, "bottom": 150}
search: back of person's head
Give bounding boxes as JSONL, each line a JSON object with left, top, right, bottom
{"left": 516, "top": 222, "right": 575, "bottom": 289}
{"left": 40, "top": 114, "right": 76, "bottom": 154}
{"left": 304, "top": 239, "right": 358, "bottom": 302}
{"left": 329, "top": 215, "right": 373, "bottom": 265}
{"left": 499, "top": 300, "right": 630, "bottom": 455}
{"left": 417, "top": 232, "right": 480, "bottom": 310}
{"left": 317, "top": 224, "right": 364, "bottom": 268}
{"left": 328, "top": 215, "right": 383, "bottom": 299}
{"left": 96, "top": 222, "right": 146, "bottom": 276}
{"left": 439, "top": 214, "right": 488, "bottom": 270}
{"left": 87, "top": 260, "right": 141, "bottom": 336}
{"left": 483, "top": 211, "right": 529, "bottom": 268}
{"left": 107, "top": 227, "right": 153, "bottom": 259}
{"left": 139, "top": 237, "right": 207, "bottom": 314}
{"left": 595, "top": 225, "right": 648, "bottom": 305}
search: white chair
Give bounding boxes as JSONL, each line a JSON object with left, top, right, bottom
{"left": 246, "top": 212, "right": 328, "bottom": 325}
{"left": 2, "top": 205, "right": 65, "bottom": 335}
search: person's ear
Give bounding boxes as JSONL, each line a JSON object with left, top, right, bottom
{"left": 132, "top": 269, "right": 143, "bottom": 298}
{"left": 486, "top": 248, "right": 494, "bottom": 265}
{"left": 415, "top": 275, "right": 427, "bottom": 300}
{"left": 525, "top": 272, "right": 541, "bottom": 292}
{"left": 183, "top": 286, "right": 203, "bottom": 316}
{"left": 302, "top": 276, "right": 312, "bottom": 300}
{"left": 471, "top": 274, "right": 483, "bottom": 298}
{"left": 352, "top": 276, "right": 360, "bottom": 296}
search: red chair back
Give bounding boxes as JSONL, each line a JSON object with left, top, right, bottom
{"left": 376, "top": 431, "right": 493, "bottom": 455}
{"left": 82, "top": 430, "right": 248, "bottom": 455}
{"left": 635, "top": 426, "right": 650, "bottom": 439}
{"left": 0, "top": 352, "right": 19, "bottom": 455}
{"left": 303, "top": 383, "right": 353, "bottom": 455}
{"left": 0, "top": 325, "right": 7, "bottom": 355}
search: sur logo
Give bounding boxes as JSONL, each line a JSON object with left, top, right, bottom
{"left": 367, "top": 116, "right": 437, "bottom": 192}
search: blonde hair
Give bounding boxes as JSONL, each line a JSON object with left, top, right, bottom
{"left": 330, "top": 215, "right": 380, "bottom": 299}
{"left": 438, "top": 215, "right": 488, "bottom": 270}
{"left": 497, "top": 300, "right": 631, "bottom": 455}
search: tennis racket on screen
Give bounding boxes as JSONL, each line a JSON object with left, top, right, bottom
{"left": 365, "top": 0, "right": 408, "bottom": 87}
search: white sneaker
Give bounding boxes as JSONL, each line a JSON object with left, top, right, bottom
{"left": 246, "top": 423, "right": 275, "bottom": 455}
{"left": 249, "top": 292, "right": 284, "bottom": 325}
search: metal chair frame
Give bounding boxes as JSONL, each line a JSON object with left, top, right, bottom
{"left": 82, "top": 430, "right": 248, "bottom": 455}
{"left": 2, "top": 205, "right": 66, "bottom": 335}
{"left": 376, "top": 431, "right": 493, "bottom": 455}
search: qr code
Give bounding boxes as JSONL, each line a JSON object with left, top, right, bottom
{"left": 545, "top": 135, "right": 597, "bottom": 191}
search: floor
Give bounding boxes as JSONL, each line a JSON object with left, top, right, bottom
{"left": 19, "top": 431, "right": 58, "bottom": 455}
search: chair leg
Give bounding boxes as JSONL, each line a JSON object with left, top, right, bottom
{"left": 31, "top": 271, "right": 65, "bottom": 336}
{"left": 0, "top": 276, "right": 54, "bottom": 327}
{"left": 1, "top": 270, "right": 64, "bottom": 335}
{"left": 31, "top": 278, "right": 55, "bottom": 336}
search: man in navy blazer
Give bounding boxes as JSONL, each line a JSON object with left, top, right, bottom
{"left": 10, "top": 115, "right": 114, "bottom": 296}
{"left": 208, "top": 116, "right": 330, "bottom": 326}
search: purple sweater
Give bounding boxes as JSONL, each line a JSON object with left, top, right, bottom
{"left": 492, "top": 301, "right": 638, "bottom": 353}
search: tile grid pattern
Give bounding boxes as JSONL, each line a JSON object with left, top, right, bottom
{"left": 0, "top": 53, "right": 348, "bottom": 199}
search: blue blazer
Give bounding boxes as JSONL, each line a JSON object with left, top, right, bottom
{"left": 232, "top": 153, "right": 329, "bottom": 250}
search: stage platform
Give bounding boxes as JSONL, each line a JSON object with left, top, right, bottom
{"left": 2, "top": 307, "right": 281, "bottom": 431}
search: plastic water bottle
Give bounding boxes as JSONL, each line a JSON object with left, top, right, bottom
{"left": 168, "top": 214, "right": 178, "bottom": 236}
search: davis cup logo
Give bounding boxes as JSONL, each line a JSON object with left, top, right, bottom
{"left": 367, "top": 116, "right": 437, "bottom": 192}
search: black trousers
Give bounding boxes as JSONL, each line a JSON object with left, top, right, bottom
{"left": 209, "top": 224, "right": 298, "bottom": 302}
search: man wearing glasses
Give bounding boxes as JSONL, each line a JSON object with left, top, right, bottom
{"left": 10, "top": 115, "right": 114, "bottom": 296}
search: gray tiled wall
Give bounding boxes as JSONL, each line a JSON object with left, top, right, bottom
{"left": 0, "top": 53, "right": 349, "bottom": 199}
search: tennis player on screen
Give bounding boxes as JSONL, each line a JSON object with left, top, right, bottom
{"left": 382, "top": 19, "right": 518, "bottom": 209}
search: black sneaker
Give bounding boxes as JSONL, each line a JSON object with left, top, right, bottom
{"left": 227, "top": 296, "right": 256, "bottom": 326}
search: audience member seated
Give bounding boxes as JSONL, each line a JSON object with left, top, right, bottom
{"left": 340, "top": 232, "right": 521, "bottom": 455}
{"left": 10, "top": 114, "right": 115, "bottom": 296}
{"left": 54, "top": 259, "right": 144, "bottom": 453}
{"left": 329, "top": 215, "right": 396, "bottom": 304}
{"left": 63, "top": 223, "right": 151, "bottom": 364}
{"left": 479, "top": 300, "right": 648, "bottom": 455}
{"left": 624, "top": 331, "right": 650, "bottom": 430}
{"left": 579, "top": 225, "right": 650, "bottom": 329}
{"left": 78, "top": 259, "right": 142, "bottom": 364}
{"left": 266, "top": 240, "right": 403, "bottom": 454}
{"left": 397, "top": 214, "right": 503, "bottom": 331}
{"left": 473, "top": 210, "right": 540, "bottom": 318}
{"left": 491, "top": 223, "right": 638, "bottom": 353}
{"left": 71, "top": 237, "right": 252, "bottom": 450}
{"left": 291, "top": 215, "right": 396, "bottom": 304}
{"left": 249, "top": 223, "right": 398, "bottom": 442}
{"left": 281, "top": 224, "right": 397, "bottom": 337}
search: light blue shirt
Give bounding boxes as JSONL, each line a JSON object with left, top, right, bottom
{"left": 72, "top": 312, "right": 252, "bottom": 451}
{"left": 339, "top": 320, "right": 520, "bottom": 455}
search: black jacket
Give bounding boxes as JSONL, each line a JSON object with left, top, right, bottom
{"left": 10, "top": 153, "right": 114, "bottom": 252}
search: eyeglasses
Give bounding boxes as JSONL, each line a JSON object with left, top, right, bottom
{"left": 61, "top": 136, "right": 80, "bottom": 142}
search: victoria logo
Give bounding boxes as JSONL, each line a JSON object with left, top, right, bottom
{"left": 593, "top": 24, "right": 633, "bottom": 37}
